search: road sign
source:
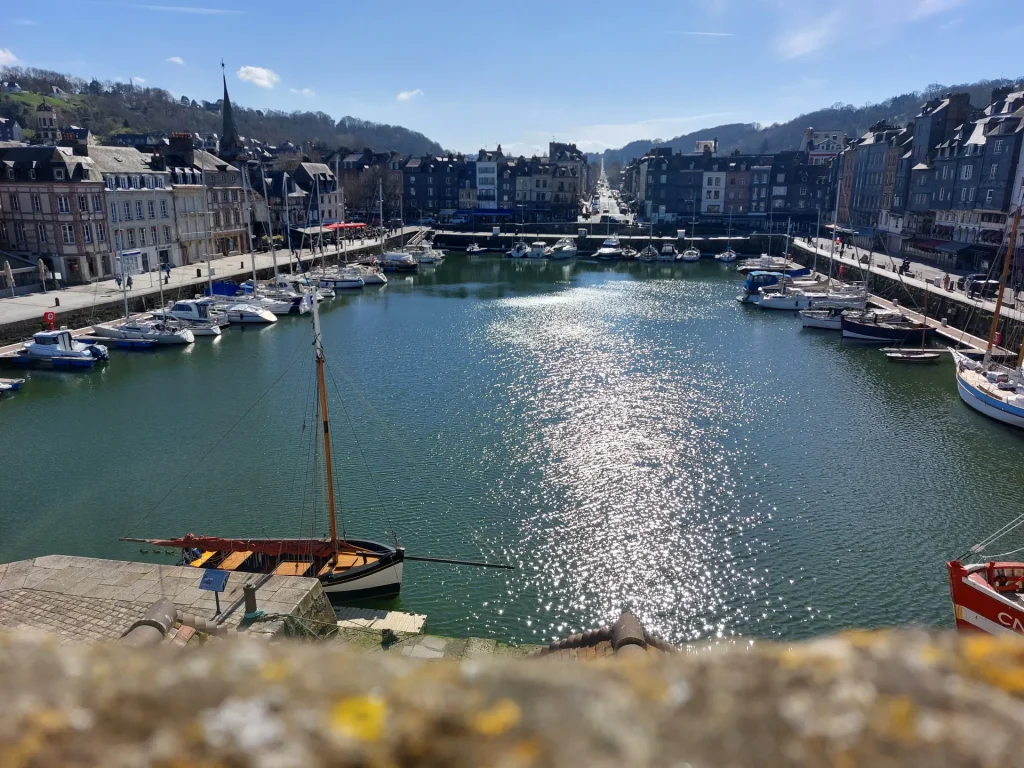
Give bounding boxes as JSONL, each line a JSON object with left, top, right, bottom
{"left": 199, "top": 570, "right": 229, "bottom": 593}
{"left": 115, "top": 250, "right": 143, "bottom": 277}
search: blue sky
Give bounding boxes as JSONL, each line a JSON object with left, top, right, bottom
{"left": 3, "top": 0, "right": 1023, "bottom": 154}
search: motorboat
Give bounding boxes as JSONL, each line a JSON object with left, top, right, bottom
{"left": 466, "top": 242, "right": 484, "bottom": 254}
{"left": 351, "top": 263, "right": 387, "bottom": 285}
{"left": 736, "top": 271, "right": 784, "bottom": 304}
{"left": 91, "top": 320, "right": 194, "bottom": 345}
{"left": 17, "top": 329, "right": 108, "bottom": 368}
{"left": 154, "top": 299, "right": 226, "bottom": 337}
{"left": 508, "top": 240, "right": 530, "bottom": 259}
{"left": 0, "top": 377, "right": 25, "bottom": 391}
{"left": 736, "top": 256, "right": 810, "bottom": 277}
{"left": 596, "top": 237, "right": 623, "bottom": 260}
{"left": 549, "top": 238, "right": 577, "bottom": 259}
{"left": 319, "top": 268, "right": 365, "bottom": 290}
{"left": 236, "top": 281, "right": 312, "bottom": 315}
{"left": 382, "top": 251, "right": 419, "bottom": 273}
{"left": 224, "top": 304, "right": 277, "bottom": 324}
{"left": 717, "top": 247, "right": 739, "bottom": 263}
{"left": 680, "top": 247, "right": 701, "bottom": 263}
{"left": 638, "top": 244, "right": 658, "bottom": 263}
{"left": 527, "top": 241, "right": 551, "bottom": 259}
{"left": 404, "top": 243, "right": 443, "bottom": 265}
{"left": 657, "top": 244, "right": 677, "bottom": 262}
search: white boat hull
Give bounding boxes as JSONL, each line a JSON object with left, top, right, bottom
{"left": 956, "top": 372, "right": 1024, "bottom": 429}
{"left": 321, "top": 561, "right": 404, "bottom": 596}
{"left": 799, "top": 312, "right": 842, "bottom": 330}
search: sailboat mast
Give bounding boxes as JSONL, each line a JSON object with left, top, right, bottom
{"left": 985, "top": 206, "right": 1020, "bottom": 362}
{"left": 240, "top": 164, "right": 257, "bottom": 287}
{"left": 310, "top": 293, "right": 339, "bottom": 552}
{"left": 260, "top": 166, "right": 278, "bottom": 277}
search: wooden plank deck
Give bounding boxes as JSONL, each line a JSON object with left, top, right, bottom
{"left": 335, "top": 606, "right": 426, "bottom": 635}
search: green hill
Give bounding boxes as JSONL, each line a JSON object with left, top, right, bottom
{"left": 0, "top": 66, "right": 443, "bottom": 156}
{"left": 592, "top": 77, "right": 1024, "bottom": 167}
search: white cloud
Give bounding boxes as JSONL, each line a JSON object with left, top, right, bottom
{"left": 0, "top": 49, "right": 18, "bottom": 67}
{"left": 289, "top": 87, "right": 315, "bottom": 97}
{"left": 671, "top": 31, "right": 734, "bottom": 36}
{"left": 132, "top": 76, "right": 145, "bottom": 84}
{"left": 132, "top": 4, "right": 243, "bottom": 14}
{"left": 166, "top": 55, "right": 185, "bottom": 65}
{"left": 776, "top": 11, "right": 842, "bottom": 59}
{"left": 396, "top": 88, "right": 423, "bottom": 102}
{"left": 907, "top": 0, "right": 965, "bottom": 19}
{"left": 236, "top": 65, "right": 280, "bottom": 89}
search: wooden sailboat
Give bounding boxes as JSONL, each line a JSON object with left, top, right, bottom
{"left": 125, "top": 290, "right": 405, "bottom": 599}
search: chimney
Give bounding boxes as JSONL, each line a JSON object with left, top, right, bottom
{"left": 169, "top": 132, "right": 194, "bottom": 167}
{"left": 991, "top": 86, "right": 1013, "bottom": 107}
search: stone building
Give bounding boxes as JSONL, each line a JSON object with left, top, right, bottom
{"left": 0, "top": 144, "right": 111, "bottom": 283}
{"left": 154, "top": 134, "right": 247, "bottom": 257}
{"left": 91, "top": 146, "right": 181, "bottom": 270}
{"left": 0, "top": 117, "right": 24, "bottom": 143}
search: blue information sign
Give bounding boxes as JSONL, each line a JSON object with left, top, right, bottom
{"left": 199, "top": 570, "right": 230, "bottom": 593}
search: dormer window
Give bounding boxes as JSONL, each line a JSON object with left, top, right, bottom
{"left": 5, "top": 169, "right": 12, "bottom": 180}
{"left": 29, "top": 169, "right": 36, "bottom": 179}
{"left": 54, "top": 167, "right": 65, "bottom": 180}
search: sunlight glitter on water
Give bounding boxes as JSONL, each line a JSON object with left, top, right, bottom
{"left": 484, "top": 276, "right": 770, "bottom": 643}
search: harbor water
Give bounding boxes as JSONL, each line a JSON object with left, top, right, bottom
{"left": 4, "top": 256, "right": 1024, "bottom": 645}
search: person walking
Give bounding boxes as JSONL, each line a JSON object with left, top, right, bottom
{"left": 126, "top": 274, "right": 133, "bottom": 291}
{"left": 114, "top": 274, "right": 122, "bottom": 289}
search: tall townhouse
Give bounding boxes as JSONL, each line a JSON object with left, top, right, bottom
{"left": 0, "top": 142, "right": 111, "bottom": 283}
{"left": 91, "top": 146, "right": 180, "bottom": 271}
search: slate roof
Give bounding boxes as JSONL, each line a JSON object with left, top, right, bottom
{"left": 85, "top": 145, "right": 159, "bottom": 174}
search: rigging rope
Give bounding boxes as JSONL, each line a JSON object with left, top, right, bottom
{"left": 323, "top": 357, "right": 398, "bottom": 546}
{"left": 133, "top": 329, "right": 311, "bottom": 529}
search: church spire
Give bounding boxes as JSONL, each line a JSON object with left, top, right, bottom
{"left": 220, "top": 60, "right": 241, "bottom": 158}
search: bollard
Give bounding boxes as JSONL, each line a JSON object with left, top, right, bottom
{"left": 243, "top": 583, "right": 258, "bottom": 615}
{"left": 54, "top": 297, "right": 60, "bottom": 307}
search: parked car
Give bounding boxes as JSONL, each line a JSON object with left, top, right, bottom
{"left": 968, "top": 279, "right": 1001, "bottom": 298}
{"left": 450, "top": 215, "right": 470, "bottom": 225}
{"left": 957, "top": 273, "right": 987, "bottom": 291}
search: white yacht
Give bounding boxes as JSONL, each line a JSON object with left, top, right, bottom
{"left": 20, "top": 329, "right": 109, "bottom": 367}
{"left": 91, "top": 320, "right": 194, "bottom": 345}
{"left": 466, "top": 242, "right": 485, "bottom": 254}
{"left": 382, "top": 251, "right": 418, "bottom": 272}
{"left": 154, "top": 299, "right": 226, "bottom": 337}
{"left": 549, "top": 238, "right": 577, "bottom": 259}
{"left": 657, "top": 244, "right": 677, "bottom": 262}
{"left": 596, "top": 237, "right": 623, "bottom": 260}
{"left": 351, "top": 263, "right": 387, "bottom": 285}
{"left": 319, "top": 268, "right": 364, "bottom": 290}
{"left": 508, "top": 240, "right": 530, "bottom": 259}
{"left": 680, "top": 247, "right": 701, "bottom": 263}
{"left": 527, "top": 241, "right": 551, "bottom": 259}
{"left": 224, "top": 304, "right": 277, "bottom": 324}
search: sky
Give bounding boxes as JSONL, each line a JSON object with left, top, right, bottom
{"left": 3, "top": 0, "right": 1024, "bottom": 155}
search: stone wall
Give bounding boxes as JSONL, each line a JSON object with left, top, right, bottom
{"left": 1, "top": 629, "right": 1022, "bottom": 766}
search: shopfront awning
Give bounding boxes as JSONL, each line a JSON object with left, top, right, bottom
{"left": 323, "top": 222, "right": 366, "bottom": 230}
{"left": 910, "top": 239, "right": 944, "bottom": 250}
{"left": 854, "top": 226, "right": 878, "bottom": 237}
{"left": 936, "top": 241, "right": 973, "bottom": 254}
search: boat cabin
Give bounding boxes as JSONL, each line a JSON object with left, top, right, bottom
{"left": 742, "top": 271, "right": 783, "bottom": 293}
{"left": 170, "top": 300, "right": 213, "bottom": 320}
{"left": 31, "top": 329, "right": 76, "bottom": 351}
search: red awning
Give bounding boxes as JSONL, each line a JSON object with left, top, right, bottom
{"left": 323, "top": 222, "right": 367, "bottom": 231}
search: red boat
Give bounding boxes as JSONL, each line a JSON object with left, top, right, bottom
{"left": 947, "top": 560, "right": 1024, "bottom": 636}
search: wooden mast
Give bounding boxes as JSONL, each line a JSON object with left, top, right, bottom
{"left": 985, "top": 206, "right": 1020, "bottom": 363}
{"left": 311, "top": 290, "right": 339, "bottom": 556}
